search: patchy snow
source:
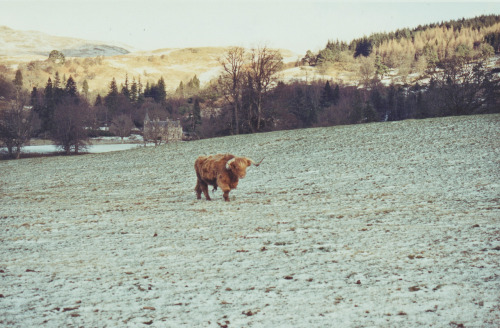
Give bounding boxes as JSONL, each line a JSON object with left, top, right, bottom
{"left": 280, "top": 66, "right": 318, "bottom": 84}
{"left": 198, "top": 66, "right": 223, "bottom": 85}
{"left": 16, "top": 143, "right": 145, "bottom": 154}
{"left": 2, "top": 136, "right": 148, "bottom": 155}
{"left": 1, "top": 114, "right": 499, "bottom": 327}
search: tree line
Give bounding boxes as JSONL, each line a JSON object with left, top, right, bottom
{"left": 206, "top": 41, "right": 499, "bottom": 136}
{"left": 1, "top": 43, "right": 499, "bottom": 158}
{"left": 303, "top": 15, "right": 500, "bottom": 71}
{"left": 1, "top": 16, "right": 500, "bottom": 159}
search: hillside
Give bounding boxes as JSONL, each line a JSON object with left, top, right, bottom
{"left": 0, "top": 26, "right": 130, "bottom": 57}
{"left": 301, "top": 15, "right": 500, "bottom": 86}
{"left": 0, "top": 47, "right": 228, "bottom": 96}
{"left": 0, "top": 25, "right": 301, "bottom": 97}
{"left": 4, "top": 16, "right": 499, "bottom": 102}
{"left": 1, "top": 45, "right": 299, "bottom": 100}
{"left": 1, "top": 114, "right": 499, "bottom": 327}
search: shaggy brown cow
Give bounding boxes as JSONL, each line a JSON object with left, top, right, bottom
{"left": 194, "top": 154, "right": 262, "bottom": 201}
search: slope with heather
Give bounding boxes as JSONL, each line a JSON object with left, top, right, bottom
{"left": 0, "top": 25, "right": 300, "bottom": 97}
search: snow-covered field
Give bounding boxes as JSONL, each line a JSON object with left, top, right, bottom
{"left": 1, "top": 114, "right": 499, "bottom": 327}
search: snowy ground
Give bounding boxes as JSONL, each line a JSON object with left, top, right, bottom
{"left": 16, "top": 143, "right": 144, "bottom": 154}
{"left": 1, "top": 114, "right": 499, "bottom": 327}
{"left": 1, "top": 135, "right": 147, "bottom": 155}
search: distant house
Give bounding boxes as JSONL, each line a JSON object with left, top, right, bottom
{"left": 143, "top": 112, "right": 183, "bottom": 145}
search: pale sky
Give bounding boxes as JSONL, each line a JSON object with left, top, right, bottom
{"left": 1, "top": 0, "right": 499, "bottom": 54}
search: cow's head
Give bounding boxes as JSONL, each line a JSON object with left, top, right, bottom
{"left": 226, "top": 157, "right": 262, "bottom": 179}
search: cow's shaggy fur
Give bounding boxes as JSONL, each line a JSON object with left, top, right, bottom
{"left": 194, "top": 154, "right": 261, "bottom": 201}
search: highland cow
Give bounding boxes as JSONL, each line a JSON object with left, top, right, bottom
{"left": 194, "top": 154, "right": 262, "bottom": 201}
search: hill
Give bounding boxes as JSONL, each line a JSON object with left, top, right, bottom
{"left": 0, "top": 25, "right": 130, "bottom": 57}
{"left": 306, "top": 14, "right": 500, "bottom": 85}
{"left": 1, "top": 114, "right": 499, "bottom": 327}
{"left": 4, "top": 14, "right": 499, "bottom": 102}
{"left": 0, "top": 25, "right": 300, "bottom": 97}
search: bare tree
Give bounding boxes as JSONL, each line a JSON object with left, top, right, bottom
{"left": 50, "top": 99, "right": 91, "bottom": 155}
{"left": 429, "top": 51, "right": 499, "bottom": 116}
{"left": 143, "top": 118, "right": 165, "bottom": 146}
{"left": 110, "top": 114, "right": 134, "bottom": 142}
{"left": 358, "top": 56, "right": 375, "bottom": 87}
{"left": 248, "top": 46, "right": 283, "bottom": 131}
{"left": 218, "top": 47, "right": 246, "bottom": 134}
{"left": 141, "top": 101, "right": 168, "bottom": 146}
{"left": 0, "top": 91, "right": 35, "bottom": 159}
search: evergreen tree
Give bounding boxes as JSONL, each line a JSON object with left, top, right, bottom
{"left": 349, "top": 89, "right": 365, "bottom": 123}
{"left": 375, "top": 55, "right": 389, "bottom": 79}
{"left": 94, "top": 94, "right": 103, "bottom": 106}
{"left": 137, "top": 77, "right": 143, "bottom": 96}
{"left": 393, "top": 86, "right": 407, "bottom": 120}
{"left": 176, "top": 81, "right": 185, "bottom": 98}
{"left": 192, "top": 97, "right": 202, "bottom": 131}
{"left": 54, "top": 72, "right": 61, "bottom": 89}
{"left": 144, "top": 81, "right": 151, "bottom": 98}
{"left": 414, "top": 85, "right": 428, "bottom": 118}
{"left": 354, "top": 37, "right": 373, "bottom": 57}
{"left": 104, "top": 78, "right": 119, "bottom": 120}
{"left": 192, "top": 75, "right": 200, "bottom": 89}
{"left": 144, "top": 78, "right": 167, "bottom": 103}
{"left": 333, "top": 84, "right": 340, "bottom": 105}
{"left": 44, "top": 78, "right": 54, "bottom": 106}
{"left": 320, "top": 81, "right": 336, "bottom": 107}
{"left": 136, "top": 77, "right": 144, "bottom": 104}
{"left": 363, "top": 101, "right": 378, "bottom": 123}
{"left": 423, "top": 44, "right": 439, "bottom": 72}
{"left": 484, "top": 32, "right": 500, "bottom": 53}
{"left": 13, "top": 69, "right": 23, "bottom": 89}
{"left": 386, "top": 84, "right": 397, "bottom": 121}
{"left": 51, "top": 72, "right": 65, "bottom": 105}
{"left": 370, "top": 88, "right": 385, "bottom": 114}
{"left": 289, "top": 85, "right": 319, "bottom": 127}
{"left": 30, "top": 87, "right": 39, "bottom": 108}
{"left": 31, "top": 87, "right": 44, "bottom": 132}
{"left": 82, "top": 80, "right": 89, "bottom": 100}
{"left": 130, "top": 77, "right": 138, "bottom": 102}
{"left": 65, "top": 76, "right": 78, "bottom": 98}
{"left": 109, "top": 78, "right": 118, "bottom": 95}
{"left": 157, "top": 77, "right": 167, "bottom": 103}
{"left": 187, "top": 75, "right": 201, "bottom": 94}
{"left": 121, "top": 74, "right": 130, "bottom": 99}
{"left": 38, "top": 78, "right": 55, "bottom": 132}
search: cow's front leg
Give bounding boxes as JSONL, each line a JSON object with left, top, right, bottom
{"left": 217, "top": 183, "right": 231, "bottom": 202}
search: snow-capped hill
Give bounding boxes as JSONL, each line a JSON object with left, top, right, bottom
{"left": 0, "top": 25, "right": 130, "bottom": 57}
{"left": 59, "top": 44, "right": 129, "bottom": 57}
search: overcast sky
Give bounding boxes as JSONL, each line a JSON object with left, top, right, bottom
{"left": 1, "top": 0, "right": 499, "bottom": 54}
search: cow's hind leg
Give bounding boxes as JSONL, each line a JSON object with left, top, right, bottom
{"left": 199, "top": 180, "right": 211, "bottom": 200}
{"left": 195, "top": 180, "right": 203, "bottom": 199}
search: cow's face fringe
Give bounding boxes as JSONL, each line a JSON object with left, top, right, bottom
{"left": 226, "top": 157, "right": 251, "bottom": 179}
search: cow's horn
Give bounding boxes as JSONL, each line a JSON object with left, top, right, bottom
{"left": 249, "top": 158, "right": 264, "bottom": 167}
{"left": 226, "top": 158, "right": 235, "bottom": 170}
